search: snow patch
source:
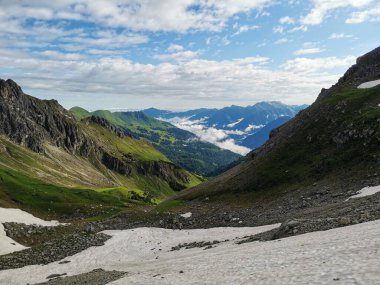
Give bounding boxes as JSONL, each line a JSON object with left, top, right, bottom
{"left": 357, "top": 79, "right": 380, "bottom": 89}
{"left": 346, "top": 185, "right": 380, "bottom": 200}
{"left": 226, "top": 118, "right": 243, "bottom": 128}
{"left": 244, "top": 124, "right": 265, "bottom": 132}
{"left": 0, "top": 207, "right": 63, "bottom": 256}
{"left": 0, "top": 225, "right": 278, "bottom": 284}
{"left": 0, "top": 224, "right": 26, "bottom": 255}
{"left": 180, "top": 212, "right": 192, "bottom": 218}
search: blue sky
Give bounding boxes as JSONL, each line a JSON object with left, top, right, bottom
{"left": 0, "top": 0, "right": 379, "bottom": 110}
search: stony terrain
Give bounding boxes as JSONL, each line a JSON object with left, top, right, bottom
{"left": 35, "top": 269, "right": 127, "bottom": 285}
{"left": 0, "top": 231, "right": 110, "bottom": 270}
{"left": 0, "top": 221, "right": 379, "bottom": 285}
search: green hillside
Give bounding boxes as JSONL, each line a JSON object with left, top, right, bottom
{"left": 0, "top": 125, "right": 201, "bottom": 219}
{"left": 71, "top": 108, "right": 240, "bottom": 176}
{"left": 174, "top": 85, "right": 380, "bottom": 202}
{"left": 69, "top": 106, "right": 91, "bottom": 120}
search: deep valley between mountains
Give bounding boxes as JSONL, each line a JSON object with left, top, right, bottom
{"left": 0, "top": 46, "right": 379, "bottom": 285}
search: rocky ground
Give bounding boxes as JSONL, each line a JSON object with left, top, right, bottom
{"left": 0, "top": 231, "right": 110, "bottom": 270}
{"left": 35, "top": 269, "right": 127, "bottom": 285}
{"left": 0, "top": 177, "right": 379, "bottom": 273}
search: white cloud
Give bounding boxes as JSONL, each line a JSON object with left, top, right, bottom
{"left": 232, "top": 56, "right": 270, "bottom": 65}
{"left": 346, "top": 4, "right": 380, "bottom": 23}
{"left": 294, "top": 42, "right": 325, "bottom": 55}
{"left": 167, "top": 44, "right": 184, "bottom": 52}
{"left": 273, "top": 25, "right": 284, "bottom": 33}
{"left": 0, "top": 48, "right": 356, "bottom": 109}
{"left": 301, "top": 0, "right": 373, "bottom": 25}
{"left": 165, "top": 117, "right": 250, "bottom": 155}
{"left": 294, "top": 47, "right": 324, "bottom": 55}
{"left": 38, "top": 50, "right": 83, "bottom": 61}
{"left": 279, "top": 16, "right": 295, "bottom": 25}
{"left": 232, "top": 25, "right": 260, "bottom": 36}
{"left": 257, "top": 41, "right": 267, "bottom": 48}
{"left": 274, "top": 24, "right": 307, "bottom": 34}
{"left": 154, "top": 50, "right": 200, "bottom": 62}
{"left": 216, "top": 139, "right": 251, "bottom": 155}
{"left": 0, "top": 0, "right": 369, "bottom": 113}
{"left": 154, "top": 45, "right": 200, "bottom": 62}
{"left": 282, "top": 56, "right": 356, "bottom": 73}
{"left": 221, "top": 36, "right": 231, "bottom": 46}
{"left": 275, "top": 38, "right": 290, "bottom": 44}
{"left": 329, "top": 33, "right": 353, "bottom": 39}
{"left": 0, "top": 0, "right": 272, "bottom": 33}
{"left": 288, "top": 25, "right": 308, "bottom": 33}
{"left": 61, "top": 32, "right": 149, "bottom": 48}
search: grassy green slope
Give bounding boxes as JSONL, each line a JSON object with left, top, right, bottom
{"left": 0, "top": 120, "right": 202, "bottom": 218}
{"left": 0, "top": 136, "right": 143, "bottom": 219}
{"left": 174, "top": 85, "right": 380, "bottom": 201}
{"left": 69, "top": 106, "right": 91, "bottom": 120}
{"left": 81, "top": 121, "right": 169, "bottom": 162}
{"left": 70, "top": 108, "right": 240, "bottom": 176}
{"left": 81, "top": 122, "right": 202, "bottom": 197}
{"left": 0, "top": 166, "right": 125, "bottom": 220}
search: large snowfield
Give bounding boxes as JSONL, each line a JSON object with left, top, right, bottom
{"left": 0, "top": 220, "right": 379, "bottom": 285}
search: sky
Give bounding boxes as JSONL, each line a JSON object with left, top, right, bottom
{"left": 0, "top": 0, "right": 379, "bottom": 111}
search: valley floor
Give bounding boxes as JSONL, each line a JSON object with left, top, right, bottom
{"left": 0, "top": 220, "right": 379, "bottom": 285}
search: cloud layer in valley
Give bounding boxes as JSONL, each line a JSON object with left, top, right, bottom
{"left": 164, "top": 117, "right": 250, "bottom": 155}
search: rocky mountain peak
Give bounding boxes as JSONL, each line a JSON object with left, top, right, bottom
{"left": 317, "top": 46, "right": 380, "bottom": 101}
{"left": 0, "top": 78, "right": 87, "bottom": 153}
{"left": 0, "top": 79, "right": 24, "bottom": 100}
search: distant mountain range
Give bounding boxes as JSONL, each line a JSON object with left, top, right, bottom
{"left": 70, "top": 107, "right": 240, "bottom": 177}
{"left": 144, "top": 102, "right": 308, "bottom": 152}
{"left": 174, "top": 45, "right": 380, "bottom": 209}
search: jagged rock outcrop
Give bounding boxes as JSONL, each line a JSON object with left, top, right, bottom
{"left": 0, "top": 79, "right": 91, "bottom": 154}
{"left": 0, "top": 79, "right": 138, "bottom": 178}
{"left": 83, "top": 116, "right": 125, "bottom": 138}
{"left": 138, "top": 161, "right": 190, "bottom": 191}
{"left": 101, "top": 152, "right": 132, "bottom": 176}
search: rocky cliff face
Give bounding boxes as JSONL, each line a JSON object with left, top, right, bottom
{"left": 0, "top": 79, "right": 91, "bottom": 154}
{"left": 0, "top": 79, "right": 191, "bottom": 190}
{"left": 83, "top": 116, "right": 125, "bottom": 138}
{"left": 138, "top": 161, "right": 190, "bottom": 191}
